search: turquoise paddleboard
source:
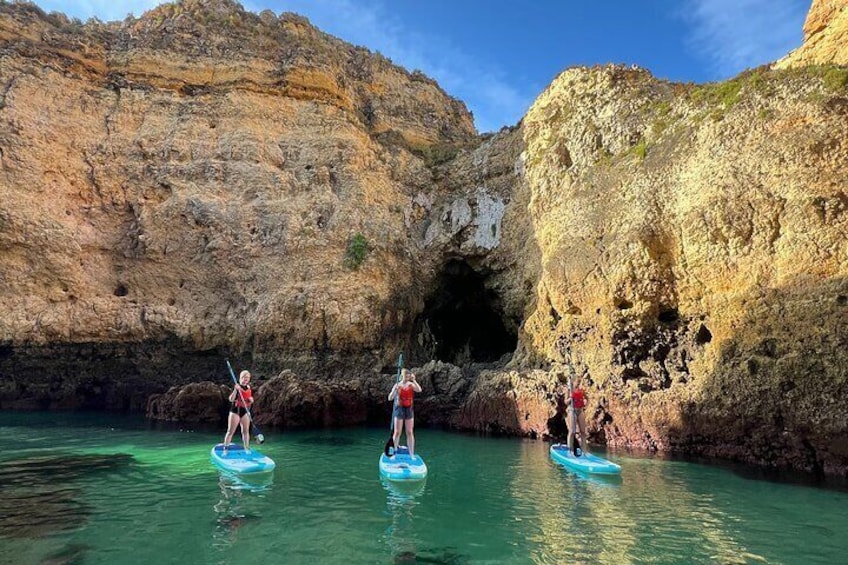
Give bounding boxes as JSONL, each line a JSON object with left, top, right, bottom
{"left": 550, "top": 444, "right": 621, "bottom": 475}
{"left": 211, "top": 443, "right": 275, "bottom": 474}
{"left": 379, "top": 446, "right": 427, "bottom": 481}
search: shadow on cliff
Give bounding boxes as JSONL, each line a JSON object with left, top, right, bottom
{"left": 0, "top": 337, "right": 246, "bottom": 412}
{"left": 665, "top": 275, "right": 848, "bottom": 477}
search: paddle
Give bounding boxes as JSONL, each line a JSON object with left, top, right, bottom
{"left": 226, "top": 359, "right": 265, "bottom": 445}
{"left": 568, "top": 377, "right": 582, "bottom": 457}
{"left": 384, "top": 353, "right": 403, "bottom": 456}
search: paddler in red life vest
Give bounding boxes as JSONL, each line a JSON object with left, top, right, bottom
{"left": 388, "top": 368, "right": 422, "bottom": 457}
{"left": 567, "top": 377, "right": 589, "bottom": 455}
{"left": 223, "top": 370, "right": 254, "bottom": 454}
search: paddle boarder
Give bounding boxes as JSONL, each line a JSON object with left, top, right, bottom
{"left": 223, "top": 370, "right": 254, "bottom": 454}
{"left": 388, "top": 369, "right": 422, "bottom": 457}
{"left": 567, "top": 376, "right": 589, "bottom": 455}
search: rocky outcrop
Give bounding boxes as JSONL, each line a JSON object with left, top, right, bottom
{"left": 0, "top": 0, "right": 476, "bottom": 405}
{"left": 775, "top": 0, "right": 848, "bottom": 68}
{"left": 509, "top": 64, "right": 848, "bottom": 475}
{"left": 146, "top": 381, "right": 228, "bottom": 422}
{"left": 3, "top": 0, "right": 848, "bottom": 477}
{"left": 250, "top": 370, "right": 368, "bottom": 427}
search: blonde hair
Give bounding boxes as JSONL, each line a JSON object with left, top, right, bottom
{"left": 239, "top": 370, "right": 251, "bottom": 380}
{"left": 401, "top": 368, "right": 411, "bottom": 379}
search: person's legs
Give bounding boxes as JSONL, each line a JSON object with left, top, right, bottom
{"left": 405, "top": 417, "right": 415, "bottom": 457}
{"left": 224, "top": 412, "right": 239, "bottom": 446}
{"left": 240, "top": 412, "right": 251, "bottom": 451}
{"left": 567, "top": 407, "right": 575, "bottom": 452}
{"left": 577, "top": 410, "right": 588, "bottom": 453}
{"left": 392, "top": 417, "right": 403, "bottom": 452}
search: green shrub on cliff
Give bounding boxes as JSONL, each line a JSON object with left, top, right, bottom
{"left": 631, "top": 139, "right": 648, "bottom": 161}
{"left": 344, "top": 233, "right": 369, "bottom": 269}
{"left": 822, "top": 67, "right": 848, "bottom": 92}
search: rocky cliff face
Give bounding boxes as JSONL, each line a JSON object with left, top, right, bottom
{"left": 0, "top": 0, "right": 476, "bottom": 408}
{"left": 511, "top": 64, "right": 848, "bottom": 475}
{"left": 2, "top": 0, "right": 847, "bottom": 476}
{"left": 775, "top": 0, "right": 848, "bottom": 68}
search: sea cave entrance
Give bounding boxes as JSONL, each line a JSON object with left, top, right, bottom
{"left": 412, "top": 259, "right": 517, "bottom": 366}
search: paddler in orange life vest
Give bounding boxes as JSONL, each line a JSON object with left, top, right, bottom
{"left": 567, "top": 376, "right": 589, "bottom": 455}
{"left": 223, "top": 370, "right": 254, "bottom": 454}
{"left": 388, "top": 368, "right": 422, "bottom": 457}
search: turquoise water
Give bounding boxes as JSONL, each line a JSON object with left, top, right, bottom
{"left": 1, "top": 413, "right": 846, "bottom": 564}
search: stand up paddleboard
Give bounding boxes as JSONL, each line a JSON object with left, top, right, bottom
{"left": 211, "top": 443, "right": 275, "bottom": 474}
{"left": 550, "top": 444, "right": 621, "bottom": 475}
{"left": 379, "top": 446, "right": 427, "bottom": 481}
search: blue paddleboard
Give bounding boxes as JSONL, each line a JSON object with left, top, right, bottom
{"left": 550, "top": 444, "right": 621, "bottom": 475}
{"left": 211, "top": 443, "right": 275, "bottom": 474}
{"left": 379, "top": 446, "right": 427, "bottom": 481}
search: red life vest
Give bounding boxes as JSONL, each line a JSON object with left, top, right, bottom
{"left": 571, "top": 389, "right": 586, "bottom": 409}
{"left": 399, "top": 385, "right": 414, "bottom": 408}
{"left": 235, "top": 385, "right": 253, "bottom": 408}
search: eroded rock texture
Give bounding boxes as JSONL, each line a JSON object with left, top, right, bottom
{"left": 2, "top": 0, "right": 848, "bottom": 475}
{"left": 0, "top": 0, "right": 478, "bottom": 406}
{"left": 776, "top": 0, "right": 848, "bottom": 68}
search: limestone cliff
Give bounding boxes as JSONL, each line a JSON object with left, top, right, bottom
{"left": 775, "top": 0, "right": 848, "bottom": 68}
{"left": 506, "top": 64, "right": 848, "bottom": 476}
{"left": 0, "top": 0, "right": 475, "bottom": 408}
{"left": 2, "top": 0, "right": 848, "bottom": 477}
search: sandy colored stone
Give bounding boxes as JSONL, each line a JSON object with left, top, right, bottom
{"left": 2, "top": 0, "right": 848, "bottom": 477}
{"left": 775, "top": 0, "right": 848, "bottom": 68}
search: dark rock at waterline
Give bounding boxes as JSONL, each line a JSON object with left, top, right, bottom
{"left": 146, "top": 382, "right": 230, "bottom": 423}
{"left": 0, "top": 340, "right": 247, "bottom": 412}
{"left": 147, "top": 361, "right": 482, "bottom": 429}
{"left": 252, "top": 371, "right": 369, "bottom": 428}
{"left": 0, "top": 454, "right": 132, "bottom": 539}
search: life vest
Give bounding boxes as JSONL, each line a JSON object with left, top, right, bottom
{"left": 399, "top": 385, "right": 414, "bottom": 408}
{"left": 234, "top": 384, "right": 253, "bottom": 408}
{"left": 571, "top": 389, "right": 586, "bottom": 409}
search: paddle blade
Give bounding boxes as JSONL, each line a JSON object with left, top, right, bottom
{"left": 384, "top": 436, "right": 394, "bottom": 456}
{"left": 256, "top": 433, "right": 265, "bottom": 444}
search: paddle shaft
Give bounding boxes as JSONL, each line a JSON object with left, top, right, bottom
{"left": 226, "top": 359, "right": 263, "bottom": 440}
{"left": 569, "top": 377, "right": 578, "bottom": 455}
{"left": 390, "top": 353, "right": 403, "bottom": 431}
{"left": 384, "top": 353, "right": 403, "bottom": 456}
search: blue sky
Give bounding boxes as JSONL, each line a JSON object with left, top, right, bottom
{"left": 35, "top": 0, "right": 811, "bottom": 132}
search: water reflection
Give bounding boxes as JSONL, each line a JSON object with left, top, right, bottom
{"left": 382, "top": 478, "right": 426, "bottom": 562}
{"left": 515, "top": 446, "right": 766, "bottom": 564}
{"left": 212, "top": 471, "right": 273, "bottom": 550}
{"left": 507, "top": 442, "right": 635, "bottom": 564}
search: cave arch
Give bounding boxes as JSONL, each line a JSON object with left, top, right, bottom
{"left": 412, "top": 259, "right": 517, "bottom": 366}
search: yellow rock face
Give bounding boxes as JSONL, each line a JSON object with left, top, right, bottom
{"left": 2, "top": 1, "right": 847, "bottom": 475}
{"left": 775, "top": 0, "right": 848, "bottom": 68}
{"left": 0, "top": 1, "right": 473, "bottom": 367}
{"left": 514, "top": 64, "right": 848, "bottom": 473}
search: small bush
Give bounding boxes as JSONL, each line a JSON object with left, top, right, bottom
{"left": 631, "top": 140, "right": 647, "bottom": 161}
{"left": 416, "top": 142, "right": 460, "bottom": 167}
{"left": 823, "top": 68, "right": 848, "bottom": 92}
{"left": 344, "top": 233, "right": 369, "bottom": 269}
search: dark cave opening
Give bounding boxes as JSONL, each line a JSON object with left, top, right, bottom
{"left": 412, "top": 260, "right": 517, "bottom": 366}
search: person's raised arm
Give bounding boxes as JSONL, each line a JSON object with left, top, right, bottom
{"left": 410, "top": 374, "right": 422, "bottom": 393}
{"left": 228, "top": 387, "right": 238, "bottom": 403}
{"left": 388, "top": 382, "right": 399, "bottom": 401}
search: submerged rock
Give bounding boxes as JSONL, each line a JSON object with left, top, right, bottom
{"left": 0, "top": 454, "right": 132, "bottom": 539}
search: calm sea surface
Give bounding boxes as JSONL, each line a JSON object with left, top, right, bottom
{"left": 0, "top": 412, "right": 845, "bottom": 564}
